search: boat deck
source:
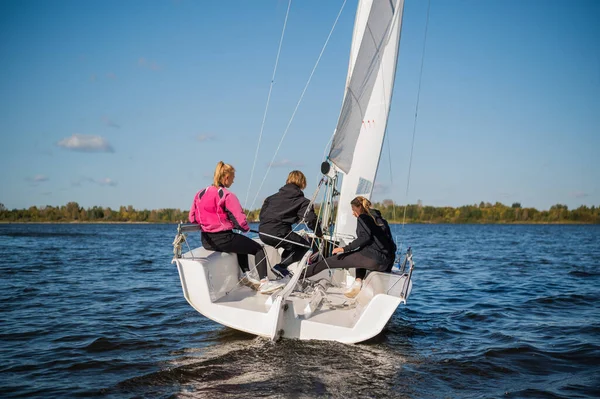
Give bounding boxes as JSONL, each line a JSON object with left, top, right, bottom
{"left": 214, "top": 283, "right": 362, "bottom": 328}
{"left": 214, "top": 286, "right": 272, "bottom": 312}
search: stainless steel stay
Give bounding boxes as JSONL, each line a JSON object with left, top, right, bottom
{"left": 399, "top": 247, "right": 414, "bottom": 299}
{"left": 384, "top": 247, "right": 415, "bottom": 299}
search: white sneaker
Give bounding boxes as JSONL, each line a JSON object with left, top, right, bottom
{"left": 240, "top": 272, "right": 261, "bottom": 290}
{"left": 259, "top": 278, "right": 285, "bottom": 294}
{"left": 344, "top": 280, "right": 362, "bottom": 298}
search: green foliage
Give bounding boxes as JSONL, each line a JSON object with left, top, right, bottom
{"left": 366, "top": 201, "right": 600, "bottom": 224}
{"left": 245, "top": 208, "right": 260, "bottom": 222}
{"left": 1, "top": 201, "right": 598, "bottom": 224}
{"left": 0, "top": 204, "right": 188, "bottom": 223}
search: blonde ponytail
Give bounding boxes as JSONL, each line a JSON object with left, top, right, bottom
{"left": 351, "top": 196, "right": 382, "bottom": 226}
{"left": 213, "top": 161, "right": 235, "bottom": 187}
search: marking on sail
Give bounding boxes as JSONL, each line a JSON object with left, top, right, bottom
{"left": 356, "top": 177, "right": 373, "bottom": 195}
{"left": 361, "top": 119, "right": 375, "bottom": 128}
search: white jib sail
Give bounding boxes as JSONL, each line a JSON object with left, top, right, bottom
{"left": 329, "top": 0, "right": 405, "bottom": 241}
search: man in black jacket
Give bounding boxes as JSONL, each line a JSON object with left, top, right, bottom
{"left": 259, "top": 171, "right": 321, "bottom": 276}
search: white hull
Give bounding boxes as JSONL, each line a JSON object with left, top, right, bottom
{"left": 172, "top": 241, "right": 412, "bottom": 344}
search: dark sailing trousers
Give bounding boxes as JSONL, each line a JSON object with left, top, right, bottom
{"left": 356, "top": 268, "right": 367, "bottom": 280}
{"left": 357, "top": 258, "right": 395, "bottom": 279}
{"left": 356, "top": 261, "right": 394, "bottom": 280}
{"left": 201, "top": 230, "right": 267, "bottom": 279}
{"left": 260, "top": 231, "right": 310, "bottom": 269}
{"left": 303, "top": 250, "right": 385, "bottom": 278}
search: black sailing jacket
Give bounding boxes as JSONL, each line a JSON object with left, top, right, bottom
{"left": 342, "top": 211, "right": 395, "bottom": 267}
{"left": 259, "top": 183, "right": 319, "bottom": 236}
{"left": 371, "top": 208, "right": 398, "bottom": 270}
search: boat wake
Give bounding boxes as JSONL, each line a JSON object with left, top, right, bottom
{"left": 111, "top": 336, "right": 411, "bottom": 398}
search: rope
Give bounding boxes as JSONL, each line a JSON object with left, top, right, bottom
{"left": 298, "top": 186, "right": 344, "bottom": 287}
{"left": 248, "top": 0, "right": 348, "bottom": 212}
{"left": 399, "top": 0, "right": 431, "bottom": 251}
{"left": 172, "top": 232, "right": 186, "bottom": 258}
{"left": 385, "top": 134, "right": 397, "bottom": 223}
{"left": 311, "top": 136, "right": 336, "bottom": 239}
{"left": 244, "top": 0, "right": 292, "bottom": 211}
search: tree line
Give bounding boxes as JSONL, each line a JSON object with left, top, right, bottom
{"left": 0, "top": 203, "right": 187, "bottom": 223}
{"left": 368, "top": 201, "right": 600, "bottom": 224}
{"left": 1, "top": 201, "right": 598, "bottom": 224}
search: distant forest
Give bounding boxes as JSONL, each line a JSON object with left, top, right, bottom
{"left": 1, "top": 201, "right": 599, "bottom": 224}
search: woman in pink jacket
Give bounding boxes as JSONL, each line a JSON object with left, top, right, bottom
{"left": 189, "top": 161, "right": 284, "bottom": 294}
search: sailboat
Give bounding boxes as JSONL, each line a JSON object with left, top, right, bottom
{"left": 172, "top": 0, "right": 414, "bottom": 344}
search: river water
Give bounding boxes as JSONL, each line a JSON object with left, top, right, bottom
{"left": 1, "top": 223, "right": 598, "bottom": 398}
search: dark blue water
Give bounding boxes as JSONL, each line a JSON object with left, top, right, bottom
{"left": 1, "top": 223, "right": 599, "bottom": 398}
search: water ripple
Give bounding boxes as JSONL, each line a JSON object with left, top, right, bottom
{"left": 0, "top": 223, "right": 598, "bottom": 398}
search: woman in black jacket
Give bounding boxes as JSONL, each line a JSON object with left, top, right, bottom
{"left": 301, "top": 196, "right": 395, "bottom": 297}
{"left": 258, "top": 171, "right": 321, "bottom": 276}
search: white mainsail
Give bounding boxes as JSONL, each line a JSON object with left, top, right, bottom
{"left": 329, "top": 0, "right": 404, "bottom": 240}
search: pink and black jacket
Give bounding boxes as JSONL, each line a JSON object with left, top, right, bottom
{"left": 188, "top": 186, "right": 250, "bottom": 233}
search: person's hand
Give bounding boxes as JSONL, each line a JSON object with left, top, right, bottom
{"left": 332, "top": 247, "right": 344, "bottom": 255}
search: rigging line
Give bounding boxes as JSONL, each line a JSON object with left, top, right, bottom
{"left": 299, "top": 186, "right": 338, "bottom": 286}
{"left": 305, "top": 183, "right": 328, "bottom": 259}
{"left": 308, "top": 129, "right": 336, "bottom": 215}
{"left": 386, "top": 133, "right": 397, "bottom": 222}
{"left": 248, "top": 0, "right": 348, "bottom": 212}
{"left": 322, "top": 130, "right": 336, "bottom": 160}
{"left": 400, "top": 0, "right": 431, "bottom": 246}
{"left": 244, "top": 0, "right": 292, "bottom": 212}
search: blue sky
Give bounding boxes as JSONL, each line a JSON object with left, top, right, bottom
{"left": 1, "top": 0, "right": 598, "bottom": 212}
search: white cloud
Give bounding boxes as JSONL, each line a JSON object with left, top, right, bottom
{"left": 102, "top": 116, "right": 120, "bottom": 128}
{"left": 26, "top": 175, "right": 49, "bottom": 186}
{"left": 71, "top": 177, "right": 95, "bottom": 187}
{"left": 373, "top": 182, "right": 389, "bottom": 194}
{"left": 571, "top": 191, "right": 589, "bottom": 199}
{"left": 57, "top": 134, "right": 114, "bottom": 152}
{"left": 197, "top": 134, "right": 216, "bottom": 142}
{"left": 98, "top": 178, "right": 117, "bottom": 186}
{"left": 32, "top": 175, "right": 49, "bottom": 183}
{"left": 71, "top": 177, "right": 117, "bottom": 187}
{"left": 138, "top": 57, "right": 162, "bottom": 71}
{"left": 268, "top": 159, "right": 304, "bottom": 168}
